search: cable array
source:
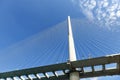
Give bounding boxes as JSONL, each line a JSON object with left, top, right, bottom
{"left": 0, "top": 19, "right": 120, "bottom": 72}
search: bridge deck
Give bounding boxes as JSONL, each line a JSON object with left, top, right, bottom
{"left": 0, "top": 54, "right": 120, "bottom": 80}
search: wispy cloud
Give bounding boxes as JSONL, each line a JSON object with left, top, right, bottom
{"left": 81, "top": 9, "right": 94, "bottom": 21}
{"left": 71, "top": 0, "right": 120, "bottom": 31}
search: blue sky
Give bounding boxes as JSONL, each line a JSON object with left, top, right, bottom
{"left": 0, "top": 0, "right": 79, "bottom": 49}
{"left": 0, "top": 0, "right": 120, "bottom": 80}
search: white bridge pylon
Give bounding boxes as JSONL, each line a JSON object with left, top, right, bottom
{"left": 68, "top": 16, "right": 80, "bottom": 80}
{"left": 68, "top": 16, "right": 77, "bottom": 62}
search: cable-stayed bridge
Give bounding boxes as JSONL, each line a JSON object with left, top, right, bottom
{"left": 0, "top": 17, "right": 120, "bottom": 80}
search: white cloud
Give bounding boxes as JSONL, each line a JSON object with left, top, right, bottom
{"left": 116, "top": 10, "right": 120, "bottom": 17}
{"left": 110, "top": 12, "right": 116, "bottom": 17}
{"left": 77, "top": 0, "right": 96, "bottom": 21}
{"left": 102, "top": 13, "right": 106, "bottom": 17}
{"left": 89, "top": 0, "right": 96, "bottom": 10}
{"left": 103, "top": 1, "right": 109, "bottom": 7}
{"left": 110, "top": 4, "right": 118, "bottom": 11}
{"left": 71, "top": 0, "right": 120, "bottom": 30}
{"left": 84, "top": 10, "right": 94, "bottom": 21}
{"left": 97, "top": 1, "right": 105, "bottom": 8}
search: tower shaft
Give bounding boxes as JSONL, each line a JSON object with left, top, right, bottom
{"left": 67, "top": 16, "right": 80, "bottom": 80}
{"left": 68, "top": 16, "right": 77, "bottom": 62}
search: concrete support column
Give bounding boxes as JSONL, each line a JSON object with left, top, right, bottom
{"left": 70, "top": 72, "right": 80, "bottom": 80}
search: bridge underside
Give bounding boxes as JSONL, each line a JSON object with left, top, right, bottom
{"left": 0, "top": 54, "right": 120, "bottom": 80}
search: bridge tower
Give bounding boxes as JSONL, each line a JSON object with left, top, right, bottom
{"left": 68, "top": 16, "right": 80, "bottom": 80}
